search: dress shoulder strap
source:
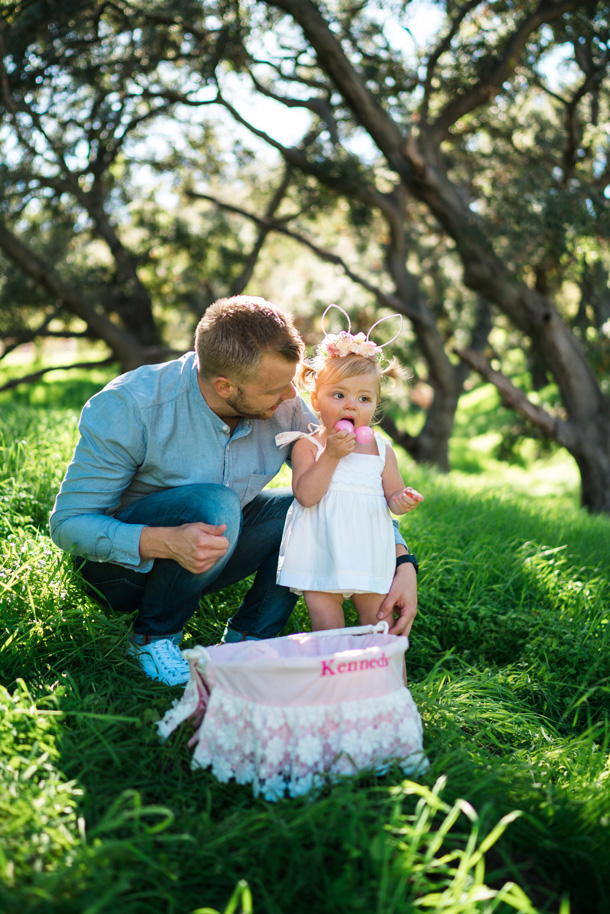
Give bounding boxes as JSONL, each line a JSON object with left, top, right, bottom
{"left": 275, "top": 427, "right": 324, "bottom": 453}
{"left": 374, "top": 433, "right": 389, "bottom": 463}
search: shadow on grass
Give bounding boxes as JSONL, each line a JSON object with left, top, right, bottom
{"left": 4, "top": 640, "right": 607, "bottom": 914}
{"left": 2, "top": 480, "right": 610, "bottom": 913}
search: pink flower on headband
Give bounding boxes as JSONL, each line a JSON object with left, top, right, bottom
{"left": 317, "top": 303, "right": 403, "bottom": 362}
{"left": 317, "top": 331, "right": 383, "bottom": 361}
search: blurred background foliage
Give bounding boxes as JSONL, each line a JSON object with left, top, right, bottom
{"left": 0, "top": 0, "right": 608, "bottom": 508}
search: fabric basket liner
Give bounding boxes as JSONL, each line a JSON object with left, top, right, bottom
{"left": 158, "top": 622, "right": 428, "bottom": 800}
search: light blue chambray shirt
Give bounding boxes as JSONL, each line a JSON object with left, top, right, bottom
{"left": 49, "top": 351, "right": 406, "bottom": 573}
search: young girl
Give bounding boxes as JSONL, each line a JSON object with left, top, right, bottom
{"left": 276, "top": 306, "right": 423, "bottom": 631}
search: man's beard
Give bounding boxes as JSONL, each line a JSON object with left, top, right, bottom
{"left": 224, "top": 388, "right": 279, "bottom": 420}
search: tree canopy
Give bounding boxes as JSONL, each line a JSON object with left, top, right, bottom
{"left": 1, "top": 0, "right": 609, "bottom": 510}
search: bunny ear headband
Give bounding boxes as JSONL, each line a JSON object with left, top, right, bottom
{"left": 316, "top": 304, "right": 402, "bottom": 362}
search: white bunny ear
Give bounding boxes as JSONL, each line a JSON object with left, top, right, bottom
{"left": 321, "top": 303, "right": 351, "bottom": 336}
{"left": 366, "top": 313, "right": 403, "bottom": 348}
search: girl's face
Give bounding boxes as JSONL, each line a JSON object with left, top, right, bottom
{"left": 311, "top": 371, "right": 378, "bottom": 433}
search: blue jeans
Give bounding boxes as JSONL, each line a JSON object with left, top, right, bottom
{"left": 76, "top": 484, "right": 298, "bottom": 642}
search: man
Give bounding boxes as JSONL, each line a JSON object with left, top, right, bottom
{"left": 50, "top": 296, "right": 419, "bottom": 686}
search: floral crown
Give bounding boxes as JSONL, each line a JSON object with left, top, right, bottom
{"left": 316, "top": 304, "right": 402, "bottom": 362}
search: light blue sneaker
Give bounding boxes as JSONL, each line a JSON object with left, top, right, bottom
{"left": 127, "top": 638, "right": 190, "bottom": 686}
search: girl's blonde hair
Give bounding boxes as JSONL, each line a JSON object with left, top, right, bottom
{"left": 297, "top": 352, "right": 405, "bottom": 410}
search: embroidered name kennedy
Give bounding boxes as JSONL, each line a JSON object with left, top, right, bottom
{"left": 321, "top": 654, "right": 390, "bottom": 676}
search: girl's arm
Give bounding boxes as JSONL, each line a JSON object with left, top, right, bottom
{"left": 291, "top": 429, "right": 355, "bottom": 507}
{"left": 381, "top": 445, "right": 424, "bottom": 515}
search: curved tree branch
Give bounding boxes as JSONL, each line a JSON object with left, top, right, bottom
{"left": 248, "top": 72, "right": 338, "bottom": 142}
{"left": 0, "top": 358, "right": 117, "bottom": 393}
{"left": 264, "top": 0, "right": 409, "bottom": 173}
{"left": 186, "top": 188, "right": 425, "bottom": 322}
{"left": 0, "top": 219, "right": 156, "bottom": 370}
{"left": 216, "top": 91, "right": 401, "bottom": 221}
{"left": 454, "top": 346, "right": 576, "bottom": 449}
{"left": 230, "top": 165, "right": 295, "bottom": 294}
{"left": 0, "top": 302, "right": 65, "bottom": 359}
{"left": 430, "top": 0, "right": 582, "bottom": 141}
{"left": 421, "top": 0, "right": 481, "bottom": 127}
{"left": 560, "top": 53, "right": 609, "bottom": 181}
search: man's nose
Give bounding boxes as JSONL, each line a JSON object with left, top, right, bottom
{"left": 280, "top": 382, "right": 296, "bottom": 402}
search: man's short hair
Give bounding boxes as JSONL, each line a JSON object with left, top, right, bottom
{"left": 195, "top": 295, "right": 304, "bottom": 381}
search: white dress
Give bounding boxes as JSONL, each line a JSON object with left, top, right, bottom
{"left": 276, "top": 432, "right": 395, "bottom": 595}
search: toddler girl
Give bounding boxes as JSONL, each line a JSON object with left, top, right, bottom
{"left": 276, "top": 306, "right": 423, "bottom": 631}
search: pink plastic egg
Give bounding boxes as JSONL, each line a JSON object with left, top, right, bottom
{"left": 355, "top": 426, "right": 374, "bottom": 443}
{"left": 334, "top": 419, "right": 354, "bottom": 433}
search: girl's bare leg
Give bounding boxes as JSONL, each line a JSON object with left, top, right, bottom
{"left": 353, "top": 592, "right": 408, "bottom": 685}
{"left": 351, "top": 592, "right": 385, "bottom": 626}
{"left": 304, "top": 591, "right": 345, "bottom": 630}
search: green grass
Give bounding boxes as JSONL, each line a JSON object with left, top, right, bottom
{"left": 1, "top": 381, "right": 610, "bottom": 913}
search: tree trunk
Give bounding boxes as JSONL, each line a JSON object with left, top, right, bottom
{"left": 0, "top": 221, "right": 160, "bottom": 372}
{"left": 268, "top": 0, "right": 610, "bottom": 511}
{"left": 85, "top": 192, "right": 162, "bottom": 347}
{"left": 380, "top": 190, "right": 469, "bottom": 470}
{"left": 565, "top": 396, "right": 610, "bottom": 514}
{"left": 456, "top": 346, "right": 610, "bottom": 514}
{"left": 381, "top": 379, "right": 461, "bottom": 472}
{"left": 574, "top": 441, "right": 610, "bottom": 515}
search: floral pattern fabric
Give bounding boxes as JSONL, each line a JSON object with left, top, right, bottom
{"left": 158, "top": 632, "right": 428, "bottom": 801}
{"left": 188, "top": 686, "right": 428, "bottom": 801}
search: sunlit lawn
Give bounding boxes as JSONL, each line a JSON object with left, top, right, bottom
{"left": 1, "top": 371, "right": 609, "bottom": 914}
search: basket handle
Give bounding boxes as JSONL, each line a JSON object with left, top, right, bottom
{"left": 182, "top": 645, "right": 212, "bottom": 663}
{"left": 306, "top": 621, "right": 390, "bottom": 639}
{"left": 186, "top": 621, "right": 391, "bottom": 660}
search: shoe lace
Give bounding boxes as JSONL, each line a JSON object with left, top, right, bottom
{"left": 152, "top": 639, "right": 184, "bottom": 672}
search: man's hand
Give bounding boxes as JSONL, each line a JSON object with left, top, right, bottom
{"left": 377, "top": 561, "right": 417, "bottom": 636}
{"left": 140, "top": 522, "right": 229, "bottom": 574}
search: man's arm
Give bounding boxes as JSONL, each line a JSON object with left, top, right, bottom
{"left": 50, "top": 385, "right": 235, "bottom": 574}
{"left": 377, "top": 544, "right": 418, "bottom": 636}
{"left": 49, "top": 388, "right": 153, "bottom": 570}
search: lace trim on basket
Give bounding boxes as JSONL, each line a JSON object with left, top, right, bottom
{"left": 160, "top": 684, "right": 428, "bottom": 801}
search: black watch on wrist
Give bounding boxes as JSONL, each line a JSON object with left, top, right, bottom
{"left": 396, "top": 553, "right": 419, "bottom": 574}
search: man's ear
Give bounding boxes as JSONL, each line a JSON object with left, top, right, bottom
{"left": 214, "top": 376, "right": 235, "bottom": 400}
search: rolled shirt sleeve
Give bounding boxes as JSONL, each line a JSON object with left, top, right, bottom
{"left": 49, "top": 386, "right": 152, "bottom": 571}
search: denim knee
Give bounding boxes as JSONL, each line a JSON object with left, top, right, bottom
{"left": 167, "top": 484, "right": 242, "bottom": 544}
{"left": 116, "top": 483, "right": 243, "bottom": 545}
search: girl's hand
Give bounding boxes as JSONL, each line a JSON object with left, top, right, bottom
{"left": 324, "top": 426, "right": 356, "bottom": 460}
{"left": 388, "top": 486, "right": 424, "bottom": 516}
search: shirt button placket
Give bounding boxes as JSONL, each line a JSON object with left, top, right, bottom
{"left": 222, "top": 425, "right": 231, "bottom": 486}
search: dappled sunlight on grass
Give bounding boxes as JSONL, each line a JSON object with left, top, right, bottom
{"left": 2, "top": 388, "right": 610, "bottom": 913}
{"left": 448, "top": 448, "right": 581, "bottom": 503}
